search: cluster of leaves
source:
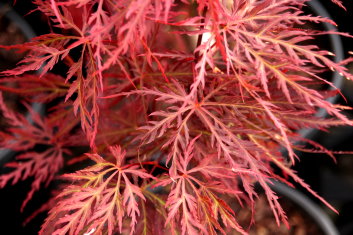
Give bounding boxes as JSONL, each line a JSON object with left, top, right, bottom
{"left": 0, "top": 0, "right": 352, "bottom": 234}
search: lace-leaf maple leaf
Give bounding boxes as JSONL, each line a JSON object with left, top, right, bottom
{"left": 155, "top": 137, "right": 248, "bottom": 235}
{"left": 0, "top": 92, "right": 77, "bottom": 210}
{"left": 40, "top": 145, "right": 155, "bottom": 235}
{"left": 0, "top": 74, "right": 69, "bottom": 103}
{"left": 0, "top": 31, "right": 99, "bottom": 147}
{"left": 172, "top": 0, "right": 353, "bottom": 101}
{"left": 0, "top": 33, "right": 79, "bottom": 77}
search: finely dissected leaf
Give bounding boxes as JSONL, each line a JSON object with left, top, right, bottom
{"left": 154, "top": 137, "right": 248, "bottom": 235}
{"left": 0, "top": 92, "right": 77, "bottom": 210}
{"left": 0, "top": 150, "right": 64, "bottom": 211}
{"left": 40, "top": 145, "right": 155, "bottom": 235}
{"left": 0, "top": 33, "right": 77, "bottom": 77}
{"left": 0, "top": 74, "right": 68, "bottom": 103}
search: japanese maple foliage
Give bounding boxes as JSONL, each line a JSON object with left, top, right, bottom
{"left": 0, "top": 0, "right": 353, "bottom": 234}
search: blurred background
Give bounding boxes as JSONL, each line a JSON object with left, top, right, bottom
{"left": 0, "top": 0, "right": 353, "bottom": 234}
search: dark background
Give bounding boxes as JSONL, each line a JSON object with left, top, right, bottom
{"left": 1, "top": 0, "right": 353, "bottom": 234}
